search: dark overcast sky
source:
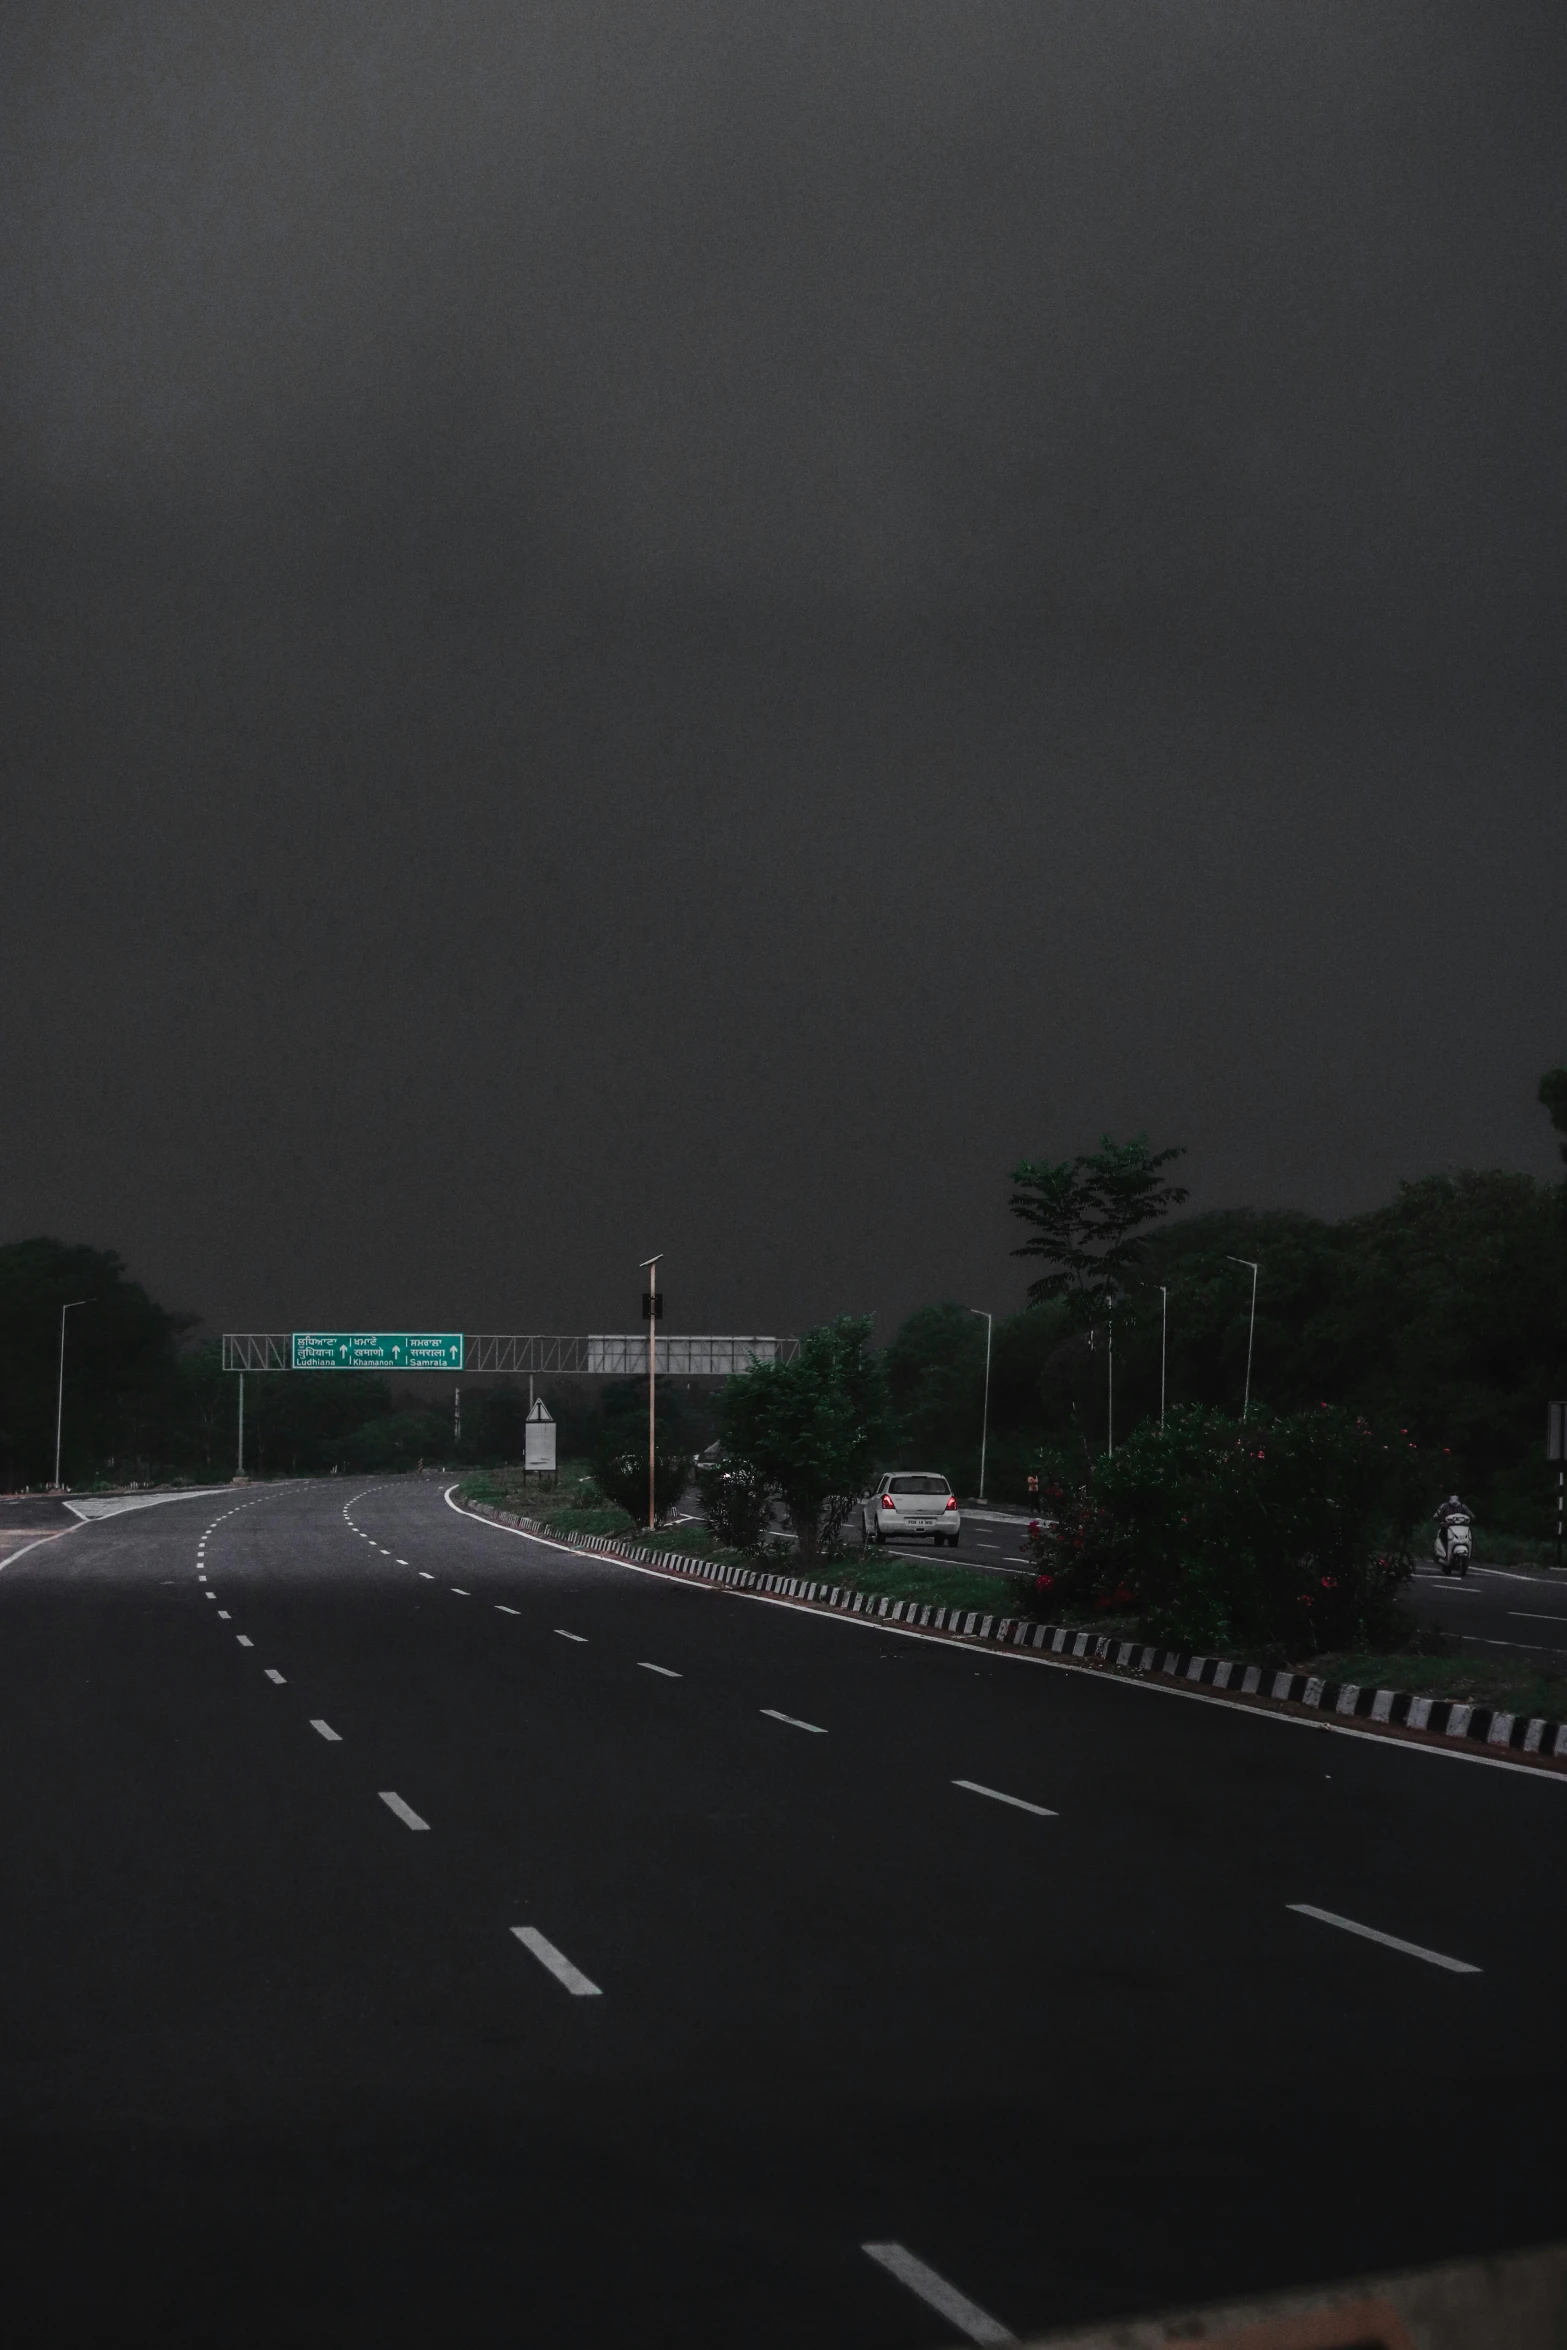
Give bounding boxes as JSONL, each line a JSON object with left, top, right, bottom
{"left": 3, "top": 3, "right": 1565, "bottom": 1342}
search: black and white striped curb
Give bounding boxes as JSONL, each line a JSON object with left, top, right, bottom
{"left": 458, "top": 1500, "right": 1567, "bottom": 1768}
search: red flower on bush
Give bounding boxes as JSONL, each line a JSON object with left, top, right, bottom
{"left": 1320, "top": 1574, "right": 1337, "bottom": 1590}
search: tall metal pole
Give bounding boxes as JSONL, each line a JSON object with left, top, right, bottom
{"left": 1159, "top": 1286, "right": 1168, "bottom": 1431}
{"left": 237, "top": 1371, "right": 245, "bottom": 1478}
{"left": 641, "top": 1254, "right": 662, "bottom": 1530}
{"left": 1227, "top": 1256, "right": 1259, "bottom": 1421}
{"left": 969, "top": 1310, "right": 992, "bottom": 1501}
{"left": 1107, "top": 1300, "right": 1114, "bottom": 1457}
{"left": 53, "top": 1300, "right": 87, "bottom": 1488}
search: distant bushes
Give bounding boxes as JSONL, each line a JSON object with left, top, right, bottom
{"left": 591, "top": 1437, "right": 692, "bottom": 1527}
{"left": 696, "top": 1458, "right": 771, "bottom": 1553}
{"left": 1026, "top": 1405, "right": 1424, "bottom": 1656}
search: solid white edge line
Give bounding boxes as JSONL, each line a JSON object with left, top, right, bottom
{"left": 1286, "top": 1903, "right": 1481, "bottom": 1974}
{"left": 440, "top": 1490, "right": 1567, "bottom": 1786}
{"left": 378, "top": 1791, "right": 430, "bottom": 1831}
{"left": 861, "top": 2243, "right": 1015, "bottom": 2345}
{"left": 953, "top": 1778, "right": 1058, "bottom": 1818}
{"left": 0, "top": 1522, "right": 84, "bottom": 1574}
{"left": 511, "top": 1926, "right": 602, "bottom": 1997}
{"left": 310, "top": 1719, "right": 341, "bottom": 1741}
{"left": 760, "top": 1707, "right": 827, "bottom": 1734}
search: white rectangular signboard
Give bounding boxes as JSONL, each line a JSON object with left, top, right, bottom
{"left": 524, "top": 1398, "right": 557, "bottom": 1472}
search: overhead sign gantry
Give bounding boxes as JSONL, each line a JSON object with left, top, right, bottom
{"left": 220, "top": 1333, "right": 793, "bottom": 1374}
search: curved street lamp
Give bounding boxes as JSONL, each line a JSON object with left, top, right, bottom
{"left": 54, "top": 1300, "right": 88, "bottom": 1489}
{"left": 640, "top": 1254, "right": 663, "bottom": 1529}
{"left": 968, "top": 1309, "right": 993, "bottom": 1502}
{"left": 1226, "top": 1257, "right": 1260, "bottom": 1421}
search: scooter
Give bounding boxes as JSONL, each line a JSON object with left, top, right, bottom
{"left": 1435, "top": 1514, "right": 1473, "bottom": 1576}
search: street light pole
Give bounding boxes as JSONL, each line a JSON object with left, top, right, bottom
{"left": 236, "top": 1371, "right": 245, "bottom": 1479}
{"left": 1159, "top": 1286, "right": 1168, "bottom": 1430}
{"left": 1107, "top": 1297, "right": 1114, "bottom": 1457}
{"left": 640, "top": 1253, "right": 662, "bottom": 1531}
{"left": 969, "top": 1309, "right": 993, "bottom": 1502}
{"left": 53, "top": 1300, "right": 87, "bottom": 1489}
{"left": 1227, "top": 1256, "right": 1259, "bottom": 1421}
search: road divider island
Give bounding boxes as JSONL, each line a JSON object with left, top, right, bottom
{"left": 454, "top": 1494, "right": 1567, "bottom": 1777}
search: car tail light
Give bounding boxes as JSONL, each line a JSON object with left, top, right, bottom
{"left": 881, "top": 1492, "right": 896, "bottom": 1508}
{"left": 945, "top": 1496, "right": 957, "bottom": 1510}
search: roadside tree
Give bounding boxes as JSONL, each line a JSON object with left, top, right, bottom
{"left": 1009, "top": 1135, "right": 1188, "bottom": 1319}
{"left": 718, "top": 1316, "right": 889, "bottom": 1566}
{"left": 1028, "top": 1403, "right": 1418, "bottom": 1655}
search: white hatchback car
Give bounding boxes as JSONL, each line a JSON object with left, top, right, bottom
{"left": 862, "top": 1472, "right": 962, "bottom": 1547}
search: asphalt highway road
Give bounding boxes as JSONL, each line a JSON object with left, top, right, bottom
{"left": 1408, "top": 1558, "right": 1567, "bottom": 1661}
{"left": 2, "top": 1477, "right": 1566, "bottom": 2348}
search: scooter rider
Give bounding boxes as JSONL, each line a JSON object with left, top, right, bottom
{"left": 1433, "top": 1493, "right": 1471, "bottom": 1531}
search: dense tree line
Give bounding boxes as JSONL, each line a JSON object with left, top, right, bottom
{"left": 885, "top": 1082, "right": 1567, "bottom": 1534}
{"left": 4, "top": 1075, "right": 1564, "bottom": 1524}
{"left": 0, "top": 1239, "right": 707, "bottom": 1487}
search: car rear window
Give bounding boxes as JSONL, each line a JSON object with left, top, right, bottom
{"left": 888, "top": 1474, "right": 951, "bottom": 1495}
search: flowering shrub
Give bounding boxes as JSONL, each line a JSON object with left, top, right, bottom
{"left": 1025, "top": 1405, "right": 1418, "bottom": 1653}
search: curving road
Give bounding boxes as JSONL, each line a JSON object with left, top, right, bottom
{"left": 1, "top": 1474, "right": 1565, "bottom": 2345}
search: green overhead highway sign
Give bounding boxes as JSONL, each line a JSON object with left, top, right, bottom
{"left": 290, "top": 1332, "right": 464, "bottom": 1370}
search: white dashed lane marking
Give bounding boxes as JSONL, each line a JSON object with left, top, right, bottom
{"left": 511, "top": 1927, "right": 602, "bottom": 1997}
{"left": 761, "top": 1708, "right": 826, "bottom": 1735}
{"left": 264, "top": 1668, "right": 286, "bottom": 1684}
{"left": 953, "top": 1779, "right": 1058, "bottom": 1819}
{"left": 311, "top": 1720, "right": 341, "bottom": 1742}
{"left": 378, "top": 1791, "right": 430, "bottom": 1831}
{"left": 218, "top": 1611, "right": 230, "bottom": 1619}
{"left": 451, "top": 1587, "right": 470, "bottom": 1597}
{"left": 555, "top": 1630, "right": 587, "bottom": 1643}
{"left": 639, "top": 1662, "right": 682, "bottom": 1678}
{"left": 862, "top": 2244, "right": 1014, "bottom": 2345}
{"left": 419, "top": 1572, "right": 435, "bottom": 1580}
{"left": 1287, "top": 1904, "right": 1480, "bottom": 1974}
{"left": 236, "top": 1635, "right": 253, "bottom": 1648}
{"left": 497, "top": 1604, "right": 519, "bottom": 1615}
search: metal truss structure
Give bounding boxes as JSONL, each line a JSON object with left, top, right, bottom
{"left": 222, "top": 1335, "right": 292, "bottom": 1371}
{"left": 221, "top": 1334, "right": 794, "bottom": 1376}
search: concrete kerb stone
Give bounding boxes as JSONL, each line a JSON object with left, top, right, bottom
{"left": 457, "top": 1500, "right": 1567, "bottom": 1774}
